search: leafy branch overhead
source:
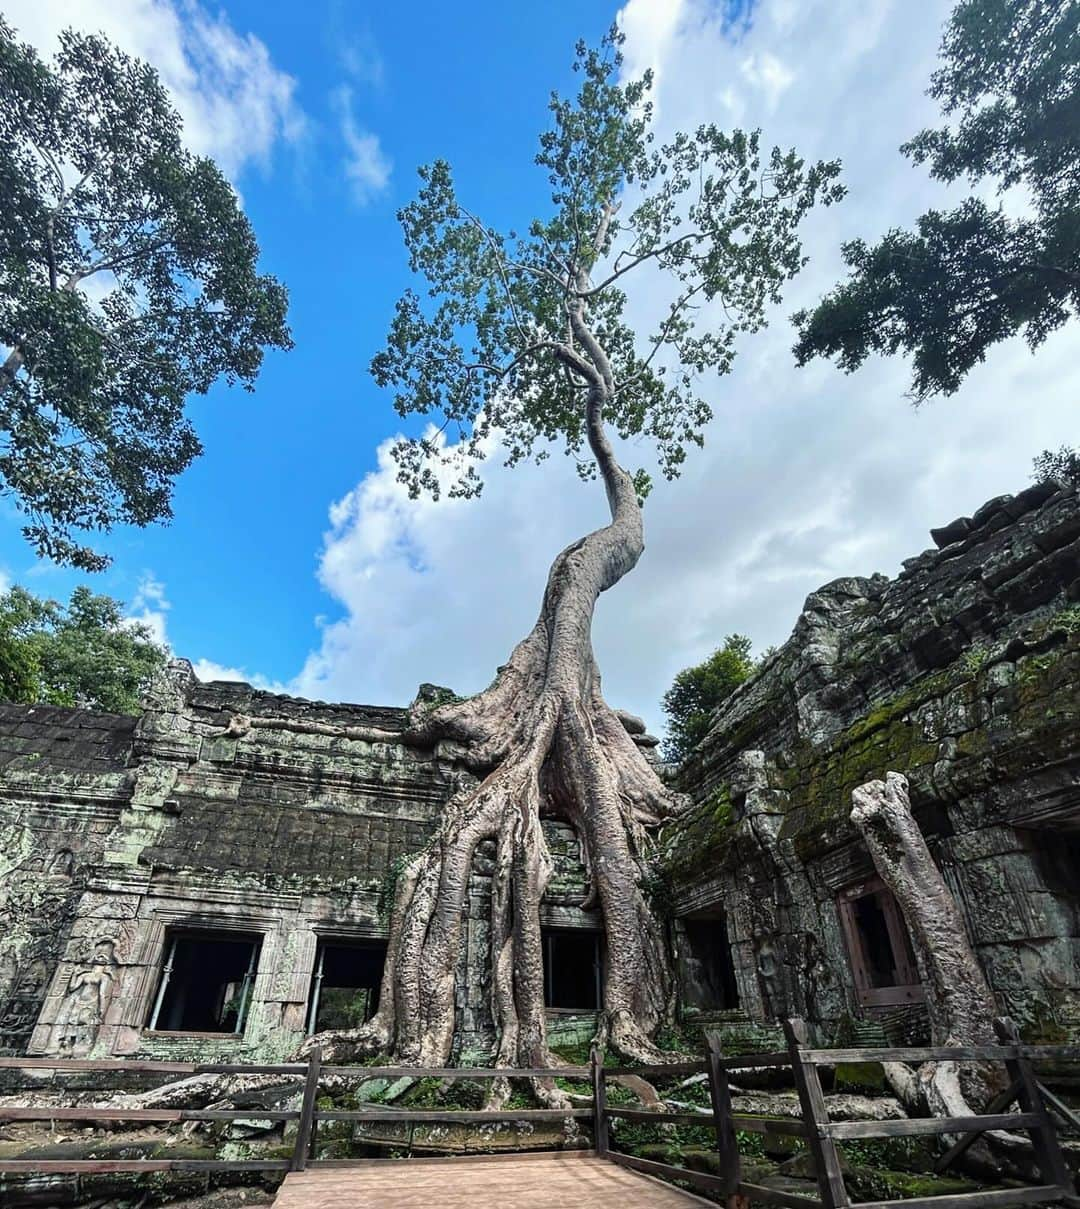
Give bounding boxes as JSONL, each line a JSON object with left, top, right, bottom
{"left": 793, "top": 0, "right": 1080, "bottom": 401}
{"left": 372, "top": 30, "right": 843, "bottom": 502}
{"left": 0, "top": 20, "right": 291, "bottom": 569}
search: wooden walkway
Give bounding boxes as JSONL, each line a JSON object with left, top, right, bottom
{"left": 272, "top": 1151, "right": 711, "bottom": 1207}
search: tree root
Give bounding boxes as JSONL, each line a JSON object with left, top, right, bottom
{"left": 233, "top": 380, "right": 683, "bottom": 1088}
{"left": 851, "top": 773, "right": 1025, "bottom": 1175}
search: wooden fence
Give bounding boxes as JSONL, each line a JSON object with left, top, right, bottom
{"left": 0, "top": 1051, "right": 593, "bottom": 1178}
{"left": 0, "top": 1016, "right": 1077, "bottom": 1209}
{"left": 599, "top": 1016, "right": 1079, "bottom": 1209}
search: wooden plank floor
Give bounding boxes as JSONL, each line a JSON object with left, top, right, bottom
{"left": 273, "top": 1152, "right": 711, "bottom": 1207}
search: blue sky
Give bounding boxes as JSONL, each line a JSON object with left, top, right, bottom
{"left": 2, "top": 0, "right": 1076, "bottom": 733}
{"left": 2, "top": 0, "right": 634, "bottom": 679}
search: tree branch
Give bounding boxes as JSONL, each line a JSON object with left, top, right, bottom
{"left": 615, "top": 279, "right": 710, "bottom": 395}
{"left": 578, "top": 229, "right": 703, "bottom": 298}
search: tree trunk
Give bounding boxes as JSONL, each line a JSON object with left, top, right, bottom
{"left": 850, "top": 773, "right": 1003, "bottom": 1119}
{"left": 1, "top": 347, "right": 23, "bottom": 387}
{"left": 282, "top": 382, "right": 682, "bottom": 1097}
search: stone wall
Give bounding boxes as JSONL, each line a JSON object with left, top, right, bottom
{"left": 0, "top": 665, "right": 467, "bottom": 1061}
{"left": 663, "top": 480, "right": 1080, "bottom": 1045}
{"left": 0, "top": 704, "right": 136, "bottom": 1054}
{"left": 0, "top": 662, "right": 603, "bottom": 1063}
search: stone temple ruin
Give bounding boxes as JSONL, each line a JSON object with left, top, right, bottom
{"left": 0, "top": 479, "right": 1078, "bottom": 1072}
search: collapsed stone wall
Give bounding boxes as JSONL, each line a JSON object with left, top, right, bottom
{"left": 664, "top": 480, "right": 1080, "bottom": 1044}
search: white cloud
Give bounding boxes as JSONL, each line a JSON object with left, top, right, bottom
{"left": 333, "top": 85, "right": 391, "bottom": 204}
{"left": 340, "top": 35, "right": 385, "bottom": 91}
{"left": 126, "top": 573, "right": 171, "bottom": 646}
{"left": 190, "top": 657, "right": 287, "bottom": 693}
{"left": 3, "top": 0, "right": 305, "bottom": 180}
{"left": 123, "top": 573, "right": 286, "bottom": 691}
{"left": 289, "top": 0, "right": 1078, "bottom": 739}
{"left": 739, "top": 51, "right": 794, "bottom": 111}
{"left": 617, "top": 0, "right": 688, "bottom": 88}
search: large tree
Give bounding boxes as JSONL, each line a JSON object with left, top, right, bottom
{"left": 793, "top": 0, "right": 1079, "bottom": 400}
{"left": 279, "top": 31, "right": 841, "bottom": 1084}
{"left": 0, "top": 583, "right": 166, "bottom": 714}
{"left": 0, "top": 20, "right": 290, "bottom": 570}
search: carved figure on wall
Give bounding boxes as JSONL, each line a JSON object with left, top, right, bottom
{"left": 16, "top": 957, "right": 48, "bottom": 998}
{"left": 48, "top": 849, "right": 74, "bottom": 876}
{"left": 52, "top": 937, "right": 118, "bottom": 1055}
{"left": 0, "top": 953, "right": 15, "bottom": 1002}
{"left": 800, "top": 928, "right": 830, "bottom": 1021}
{"left": 754, "top": 933, "right": 781, "bottom": 1017}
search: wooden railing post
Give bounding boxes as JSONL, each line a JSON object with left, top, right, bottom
{"left": 706, "top": 1032, "right": 746, "bottom": 1209}
{"left": 783, "top": 1018, "right": 849, "bottom": 1209}
{"left": 591, "top": 1044, "right": 609, "bottom": 1157}
{"left": 291, "top": 1045, "right": 322, "bottom": 1172}
{"left": 993, "top": 1017, "right": 1076, "bottom": 1199}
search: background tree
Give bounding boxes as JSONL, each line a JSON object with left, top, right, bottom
{"left": 661, "top": 634, "right": 755, "bottom": 763}
{"left": 1032, "top": 444, "right": 1080, "bottom": 485}
{"left": 0, "top": 20, "right": 290, "bottom": 570}
{"left": 0, "top": 583, "right": 166, "bottom": 713}
{"left": 287, "top": 30, "right": 841, "bottom": 1085}
{"left": 793, "top": 0, "right": 1079, "bottom": 401}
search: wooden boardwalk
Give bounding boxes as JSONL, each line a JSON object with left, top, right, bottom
{"left": 272, "top": 1151, "right": 711, "bottom": 1207}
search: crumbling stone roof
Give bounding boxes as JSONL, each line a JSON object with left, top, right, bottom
{"left": 0, "top": 701, "right": 136, "bottom": 773}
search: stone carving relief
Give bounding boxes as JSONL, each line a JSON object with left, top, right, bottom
{"left": 51, "top": 936, "right": 120, "bottom": 1055}
{"left": 0, "top": 818, "right": 85, "bottom": 1053}
{"left": 0, "top": 954, "right": 50, "bottom": 1052}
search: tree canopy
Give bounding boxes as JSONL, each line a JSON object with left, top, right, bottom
{"left": 373, "top": 30, "right": 843, "bottom": 503}
{"left": 661, "top": 633, "right": 755, "bottom": 763}
{"left": 0, "top": 20, "right": 291, "bottom": 570}
{"left": 0, "top": 583, "right": 166, "bottom": 713}
{"left": 1033, "top": 444, "right": 1080, "bottom": 485}
{"left": 793, "top": 0, "right": 1080, "bottom": 401}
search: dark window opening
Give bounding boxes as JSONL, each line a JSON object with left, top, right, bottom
{"left": 148, "top": 930, "right": 261, "bottom": 1034}
{"left": 306, "top": 940, "right": 386, "bottom": 1034}
{"left": 542, "top": 929, "right": 602, "bottom": 1011}
{"left": 838, "top": 877, "right": 924, "bottom": 1008}
{"left": 678, "top": 912, "right": 739, "bottom": 1010}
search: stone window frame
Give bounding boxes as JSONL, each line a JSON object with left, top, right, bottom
{"left": 304, "top": 931, "right": 388, "bottom": 1036}
{"left": 837, "top": 875, "right": 925, "bottom": 1009}
{"left": 674, "top": 910, "right": 741, "bottom": 1014}
{"left": 128, "top": 905, "right": 280, "bottom": 1042}
{"left": 145, "top": 927, "right": 262, "bottom": 1037}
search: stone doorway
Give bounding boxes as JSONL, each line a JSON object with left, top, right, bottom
{"left": 542, "top": 928, "right": 603, "bottom": 1011}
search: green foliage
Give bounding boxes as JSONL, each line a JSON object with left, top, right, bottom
{"left": 959, "top": 642, "right": 992, "bottom": 675}
{"left": 707, "top": 784, "right": 735, "bottom": 827}
{"left": 1051, "top": 604, "right": 1080, "bottom": 633}
{"left": 661, "top": 634, "right": 755, "bottom": 762}
{"left": 0, "top": 20, "right": 290, "bottom": 569}
{"left": 378, "top": 852, "right": 414, "bottom": 923}
{"left": 0, "top": 583, "right": 166, "bottom": 712}
{"left": 637, "top": 859, "right": 676, "bottom": 918}
{"left": 372, "top": 28, "right": 842, "bottom": 499}
{"left": 794, "top": 0, "right": 1080, "bottom": 401}
{"left": 1033, "top": 444, "right": 1080, "bottom": 486}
